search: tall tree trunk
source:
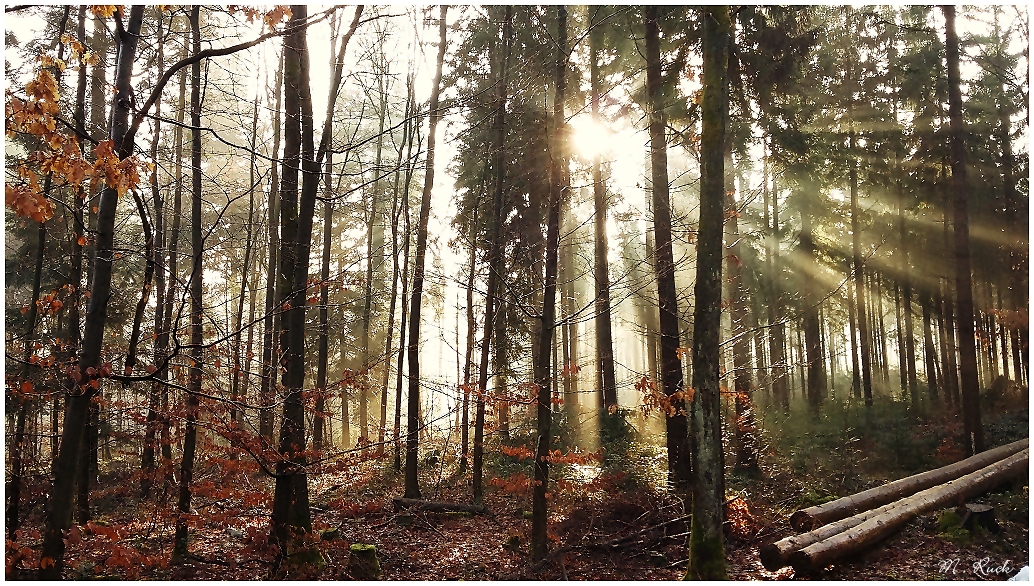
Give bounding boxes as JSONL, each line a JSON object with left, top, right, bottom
{"left": 899, "top": 193, "right": 919, "bottom": 408}
{"left": 922, "top": 291, "right": 940, "bottom": 404}
{"left": 687, "top": 6, "right": 730, "bottom": 579}
{"left": 801, "top": 211, "right": 826, "bottom": 414}
{"left": 849, "top": 118, "right": 873, "bottom": 406}
{"left": 315, "top": 155, "right": 333, "bottom": 452}
{"left": 936, "top": 281, "right": 954, "bottom": 408}
{"left": 996, "top": 287, "right": 1010, "bottom": 381}
{"left": 847, "top": 263, "right": 861, "bottom": 399}
{"left": 360, "top": 55, "right": 389, "bottom": 445}
{"left": 532, "top": 5, "right": 566, "bottom": 561}
{"left": 405, "top": 6, "right": 448, "bottom": 499}
{"left": 261, "top": 53, "right": 284, "bottom": 443}
{"left": 724, "top": 33, "right": 756, "bottom": 471}
{"left": 271, "top": 0, "right": 361, "bottom": 556}
{"left": 230, "top": 96, "right": 259, "bottom": 429}
{"left": 379, "top": 75, "right": 414, "bottom": 458}
{"left": 877, "top": 273, "right": 890, "bottom": 383}
{"left": 473, "top": 5, "right": 512, "bottom": 504}
{"left": 40, "top": 8, "right": 145, "bottom": 578}
{"left": 67, "top": 4, "right": 88, "bottom": 502}
{"left": 943, "top": 5, "right": 984, "bottom": 455}
{"left": 394, "top": 73, "right": 418, "bottom": 472}
{"left": 767, "top": 157, "right": 789, "bottom": 413}
{"left": 589, "top": 15, "right": 618, "bottom": 412}
{"left": 941, "top": 206, "right": 961, "bottom": 407}
{"left": 141, "top": 9, "right": 171, "bottom": 498}
{"left": 460, "top": 214, "right": 477, "bottom": 471}
{"left": 173, "top": 7, "right": 204, "bottom": 560}
{"left": 645, "top": 5, "right": 690, "bottom": 494}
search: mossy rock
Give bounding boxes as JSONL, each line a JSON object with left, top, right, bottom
{"left": 504, "top": 534, "right": 521, "bottom": 549}
{"left": 348, "top": 543, "right": 381, "bottom": 580}
{"left": 320, "top": 527, "right": 340, "bottom": 541}
{"left": 522, "top": 510, "right": 533, "bottom": 520}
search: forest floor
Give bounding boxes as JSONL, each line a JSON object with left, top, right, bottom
{"left": 6, "top": 402, "right": 1029, "bottom": 580}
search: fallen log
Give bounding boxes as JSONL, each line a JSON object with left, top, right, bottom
{"left": 789, "top": 448, "right": 1028, "bottom": 574}
{"left": 391, "top": 497, "right": 490, "bottom": 515}
{"left": 790, "top": 438, "right": 1028, "bottom": 531}
{"left": 760, "top": 500, "right": 903, "bottom": 570}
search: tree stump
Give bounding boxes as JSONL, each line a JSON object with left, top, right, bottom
{"left": 348, "top": 543, "right": 381, "bottom": 580}
{"left": 956, "top": 503, "right": 999, "bottom": 533}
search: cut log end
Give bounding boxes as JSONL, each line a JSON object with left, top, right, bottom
{"left": 759, "top": 542, "right": 786, "bottom": 571}
{"left": 789, "top": 510, "right": 816, "bottom": 532}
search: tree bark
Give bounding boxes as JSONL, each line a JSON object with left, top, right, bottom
{"left": 473, "top": 5, "right": 512, "bottom": 504}
{"left": 405, "top": 6, "right": 448, "bottom": 500}
{"left": 531, "top": 6, "right": 567, "bottom": 562}
{"left": 260, "top": 52, "right": 284, "bottom": 444}
{"left": 848, "top": 102, "right": 873, "bottom": 406}
{"left": 394, "top": 73, "right": 418, "bottom": 472}
{"left": 767, "top": 159, "right": 789, "bottom": 413}
{"left": 589, "top": 15, "right": 618, "bottom": 412}
{"left": 800, "top": 211, "right": 827, "bottom": 414}
{"left": 943, "top": 5, "right": 984, "bottom": 455}
{"left": 645, "top": 5, "right": 690, "bottom": 494}
{"left": 173, "top": 6, "right": 204, "bottom": 560}
{"left": 142, "top": 9, "right": 172, "bottom": 498}
{"left": 40, "top": 8, "right": 145, "bottom": 578}
{"left": 686, "top": 6, "right": 730, "bottom": 580}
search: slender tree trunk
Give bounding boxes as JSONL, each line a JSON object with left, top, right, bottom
{"left": 849, "top": 115, "right": 873, "bottom": 406}
{"left": 589, "top": 17, "right": 618, "bottom": 412}
{"left": 941, "top": 206, "right": 961, "bottom": 407}
{"left": 460, "top": 215, "right": 477, "bottom": 471}
{"left": 360, "top": 59, "right": 389, "bottom": 445}
{"left": 801, "top": 211, "right": 826, "bottom": 414}
{"left": 271, "top": 0, "right": 361, "bottom": 555}
{"left": 405, "top": 7, "right": 448, "bottom": 499}
{"left": 768, "top": 160, "right": 789, "bottom": 413}
{"left": 645, "top": 5, "right": 690, "bottom": 494}
{"left": 40, "top": 8, "right": 145, "bottom": 578}
{"left": 261, "top": 53, "right": 284, "bottom": 444}
{"left": 8, "top": 164, "right": 53, "bottom": 534}
{"left": 531, "top": 6, "right": 567, "bottom": 562}
{"left": 66, "top": 4, "right": 87, "bottom": 501}
{"left": 141, "top": 10, "right": 170, "bottom": 498}
{"left": 379, "top": 82, "right": 413, "bottom": 458}
{"left": 687, "top": 7, "right": 730, "bottom": 579}
{"left": 847, "top": 263, "right": 861, "bottom": 398}
{"left": 944, "top": 5, "right": 983, "bottom": 455}
{"left": 315, "top": 155, "right": 333, "bottom": 452}
{"left": 394, "top": 74, "right": 418, "bottom": 472}
{"left": 473, "top": 5, "right": 512, "bottom": 504}
{"left": 230, "top": 97, "right": 259, "bottom": 429}
{"left": 922, "top": 291, "right": 940, "bottom": 404}
{"left": 173, "top": 7, "right": 204, "bottom": 560}
{"left": 996, "top": 287, "right": 1010, "bottom": 381}
{"left": 877, "top": 273, "right": 890, "bottom": 383}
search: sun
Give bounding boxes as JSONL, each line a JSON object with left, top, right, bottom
{"left": 568, "top": 115, "right": 612, "bottom": 160}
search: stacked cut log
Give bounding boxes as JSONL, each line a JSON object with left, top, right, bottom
{"left": 760, "top": 438, "right": 1028, "bottom": 573}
